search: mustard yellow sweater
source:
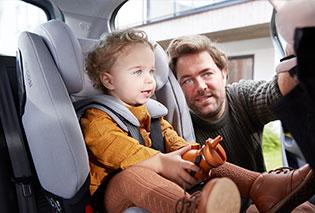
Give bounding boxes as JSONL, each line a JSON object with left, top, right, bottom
{"left": 80, "top": 105, "right": 187, "bottom": 195}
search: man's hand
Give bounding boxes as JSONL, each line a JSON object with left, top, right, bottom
{"left": 277, "top": 71, "right": 299, "bottom": 96}
{"left": 277, "top": 44, "right": 299, "bottom": 96}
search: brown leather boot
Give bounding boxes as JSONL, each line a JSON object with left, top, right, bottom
{"left": 249, "top": 164, "right": 315, "bottom": 213}
{"left": 176, "top": 177, "right": 240, "bottom": 213}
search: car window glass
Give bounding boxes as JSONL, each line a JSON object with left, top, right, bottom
{"left": 0, "top": 0, "right": 47, "bottom": 56}
{"left": 115, "top": 0, "right": 240, "bottom": 30}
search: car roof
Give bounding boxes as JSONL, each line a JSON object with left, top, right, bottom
{"left": 49, "top": 0, "right": 125, "bottom": 38}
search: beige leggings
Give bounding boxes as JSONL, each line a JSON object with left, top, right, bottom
{"left": 104, "top": 166, "right": 187, "bottom": 213}
{"left": 103, "top": 162, "right": 259, "bottom": 212}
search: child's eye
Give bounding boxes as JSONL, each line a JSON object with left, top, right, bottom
{"left": 149, "top": 69, "right": 155, "bottom": 75}
{"left": 133, "top": 70, "right": 143, "bottom": 75}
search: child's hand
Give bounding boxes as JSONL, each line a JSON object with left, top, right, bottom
{"left": 137, "top": 145, "right": 202, "bottom": 188}
{"left": 158, "top": 145, "right": 202, "bottom": 188}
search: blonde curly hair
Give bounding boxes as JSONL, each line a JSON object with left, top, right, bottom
{"left": 166, "top": 34, "right": 228, "bottom": 77}
{"left": 85, "top": 28, "right": 154, "bottom": 93}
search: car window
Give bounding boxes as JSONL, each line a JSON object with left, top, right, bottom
{"left": 115, "top": 0, "right": 245, "bottom": 30}
{"left": 0, "top": 0, "right": 47, "bottom": 56}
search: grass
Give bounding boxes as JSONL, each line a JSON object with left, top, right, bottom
{"left": 262, "top": 125, "right": 283, "bottom": 171}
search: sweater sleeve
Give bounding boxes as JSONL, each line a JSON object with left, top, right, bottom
{"left": 160, "top": 117, "right": 189, "bottom": 152}
{"left": 229, "top": 76, "right": 282, "bottom": 127}
{"left": 80, "top": 108, "right": 159, "bottom": 170}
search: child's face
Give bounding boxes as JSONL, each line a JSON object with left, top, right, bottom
{"left": 101, "top": 43, "right": 156, "bottom": 106}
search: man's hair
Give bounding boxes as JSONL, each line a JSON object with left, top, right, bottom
{"left": 166, "top": 34, "right": 228, "bottom": 77}
{"left": 85, "top": 28, "right": 154, "bottom": 93}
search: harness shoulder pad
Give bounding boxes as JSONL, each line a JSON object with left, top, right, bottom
{"left": 146, "top": 99, "right": 168, "bottom": 118}
{"left": 74, "top": 95, "right": 140, "bottom": 132}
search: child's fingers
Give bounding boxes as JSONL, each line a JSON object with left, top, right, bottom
{"left": 179, "top": 170, "right": 197, "bottom": 186}
{"left": 181, "top": 160, "right": 200, "bottom": 173}
{"left": 174, "top": 145, "right": 191, "bottom": 155}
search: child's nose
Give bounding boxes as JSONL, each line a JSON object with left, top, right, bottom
{"left": 144, "top": 73, "right": 154, "bottom": 83}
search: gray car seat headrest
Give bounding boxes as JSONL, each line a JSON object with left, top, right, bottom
{"left": 34, "top": 20, "right": 84, "bottom": 94}
{"left": 152, "top": 42, "right": 169, "bottom": 90}
{"left": 34, "top": 20, "right": 170, "bottom": 100}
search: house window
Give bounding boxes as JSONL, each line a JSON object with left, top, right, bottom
{"left": 227, "top": 55, "right": 254, "bottom": 84}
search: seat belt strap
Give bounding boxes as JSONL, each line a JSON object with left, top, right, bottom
{"left": 0, "top": 64, "right": 37, "bottom": 213}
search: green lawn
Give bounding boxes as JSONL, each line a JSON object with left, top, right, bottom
{"left": 262, "top": 126, "right": 283, "bottom": 171}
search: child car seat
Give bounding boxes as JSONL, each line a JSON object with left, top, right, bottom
{"left": 19, "top": 19, "right": 195, "bottom": 212}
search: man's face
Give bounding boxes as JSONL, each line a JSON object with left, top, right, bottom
{"left": 176, "top": 50, "right": 227, "bottom": 120}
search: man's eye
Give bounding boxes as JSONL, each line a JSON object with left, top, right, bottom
{"left": 182, "top": 79, "right": 193, "bottom": 86}
{"left": 202, "top": 72, "right": 213, "bottom": 78}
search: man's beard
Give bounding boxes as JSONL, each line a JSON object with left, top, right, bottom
{"left": 191, "top": 98, "right": 225, "bottom": 121}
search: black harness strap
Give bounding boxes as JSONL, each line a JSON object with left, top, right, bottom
{"left": 150, "top": 118, "right": 165, "bottom": 153}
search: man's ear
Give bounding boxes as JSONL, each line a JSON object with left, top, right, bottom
{"left": 222, "top": 68, "right": 228, "bottom": 79}
{"left": 222, "top": 68, "right": 228, "bottom": 85}
{"left": 100, "top": 72, "right": 114, "bottom": 90}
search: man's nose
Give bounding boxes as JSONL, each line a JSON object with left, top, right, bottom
{"left": 196, "top": 77, "right": 207, "bottom": 92}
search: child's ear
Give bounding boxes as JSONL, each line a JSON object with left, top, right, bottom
{"left": 100, "top": 72, "right": 114, "bottom": 90}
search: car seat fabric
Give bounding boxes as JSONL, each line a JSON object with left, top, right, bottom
{"left": 18, "top": 30, "right": 89, "bottom": 199}
{"left": 153, "top": 44, "right": 195, "bottom": 142}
